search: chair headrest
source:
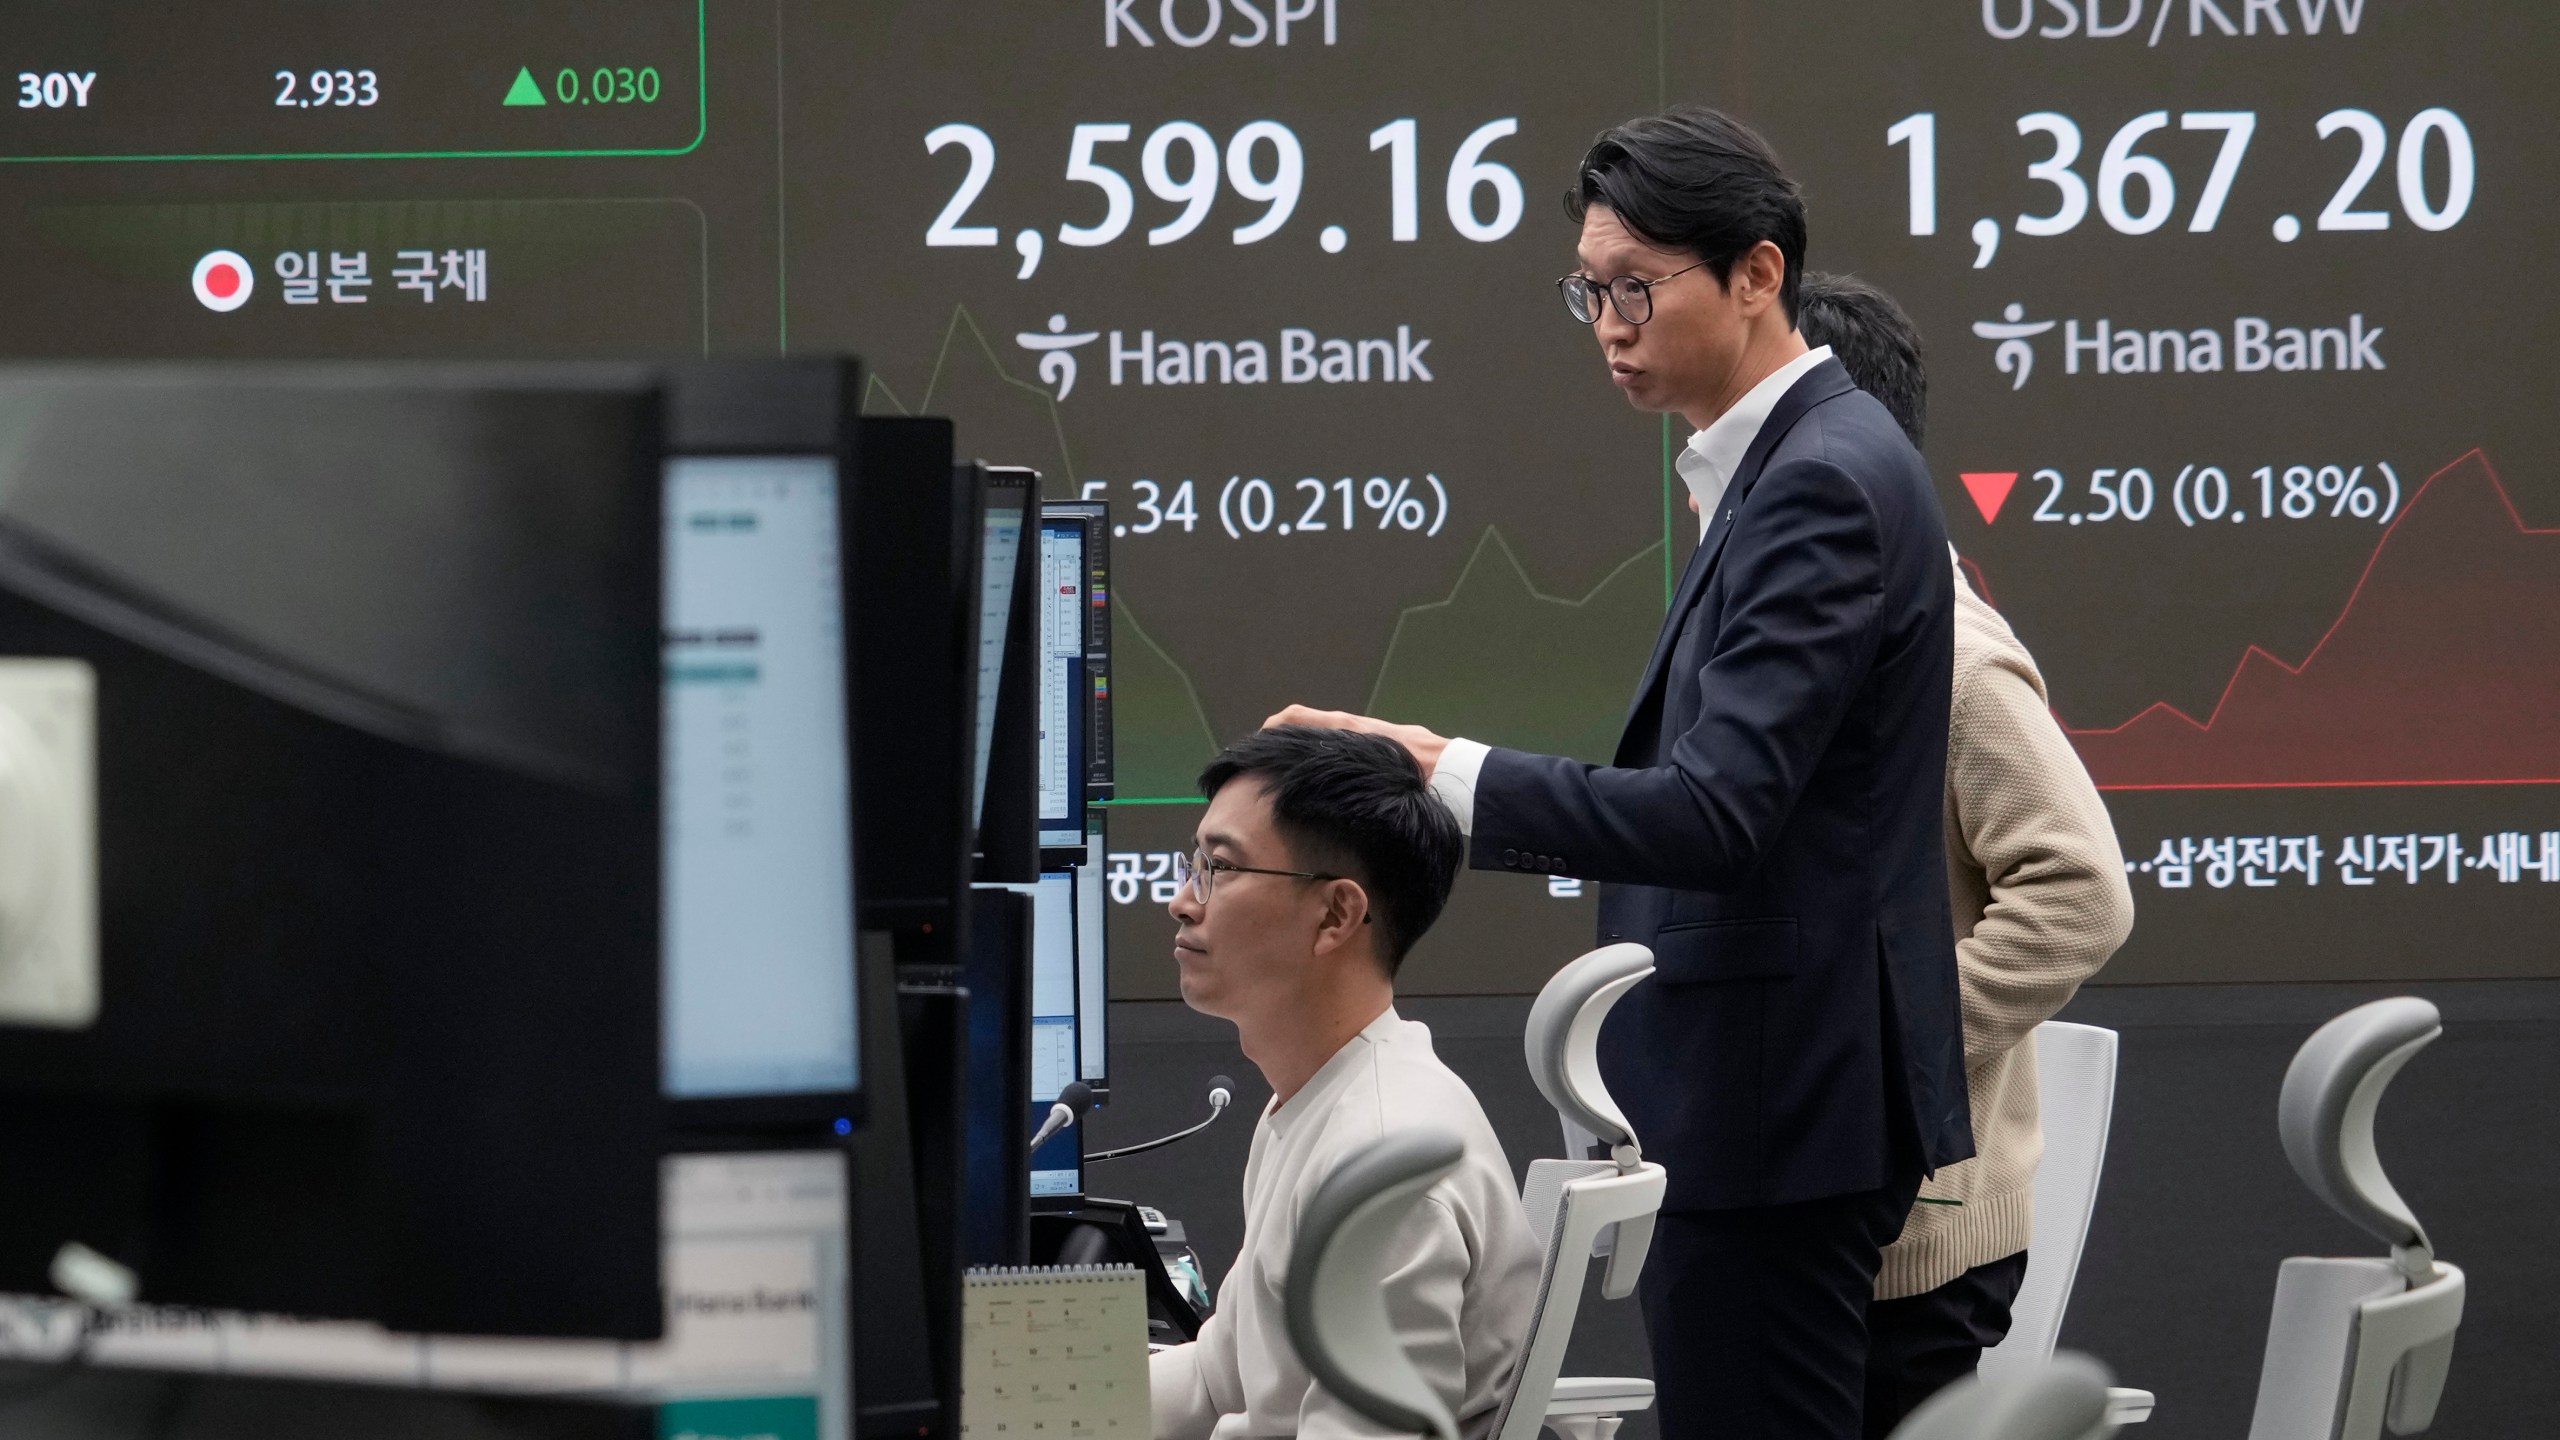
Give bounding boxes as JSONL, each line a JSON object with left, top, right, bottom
{"left": 1523, "top": 943, "right": 1654, "bottom": 1159}
{"left": 2279, "top": 996, "right": 2442, "bottom": 1269}
{"left": 1888, "top": 1352, "right": 2115, "bottom": 1440}
{"left": 1284, "top": 1128, "right": 1466, "bottom": 1440}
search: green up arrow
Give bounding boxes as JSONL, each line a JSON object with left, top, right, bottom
{"left": 503, "top": 67, "right": 548, "bottom": 106}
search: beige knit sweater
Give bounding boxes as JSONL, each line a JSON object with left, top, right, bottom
{"left": 1874, "top": 565, "right": 2135, "bottom": 1301}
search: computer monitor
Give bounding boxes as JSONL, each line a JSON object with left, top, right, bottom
{"left": 1076, "top": 819, "right": 1111, "bottom": 1089}
{"left": 971, "top": 468, "right": 1033, "bottom": 835}
{"left": 0, "top": 363, "right": 667, "bottom": 1338}
{"left": 659, "top": 360, "right": 870, "bottom": 1131}
{"left": 975, "top": 475, "right": 1041, "bottom": 887}
{"left": 1027, "top": 870, "right": 1084, "bottom": 1199}
{"left": 665, "top": 370, "right": 969, "bottom": 1433}
{"left": 1036, "top": 504, "right": 1112, "bottom": 857}
{"left": 849, "top": 417, "right": 973, "bottom": 951}
{"left": 660, "top": 457, "right": 859, "bottom": 1108}
{"left": 955, "top": 885, "right": 1031, "bottom": 1268}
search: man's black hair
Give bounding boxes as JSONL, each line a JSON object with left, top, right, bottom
{"left": 1198, "top": 726, "right": 1462, "bottom": 976}
{"left": 1796, "top": 271, "right": 1929, "bottom": 448}
{"left": 1565, "top": 105, "right": 1809, "bottom": 324}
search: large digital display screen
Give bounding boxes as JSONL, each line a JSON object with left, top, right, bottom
{"left": 12, "top": 1, "right": 2547, "bottom": 992}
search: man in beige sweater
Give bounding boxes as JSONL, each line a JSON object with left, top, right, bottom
{"left": 1793, "top": 274, "right": 2136, "bottom": 1438}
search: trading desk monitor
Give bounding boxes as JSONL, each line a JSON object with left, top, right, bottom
{"left": 662, "top": 455, "right": 859, "bottom": 1105}
{"left": 1076, "top": 820, "right": 1110, "bottom": 1088}
{"left": 848, "top": 416, "right": 969, "bottom": 945}
{"left": 1027, "top": 870, "right": 1084, "bottom": 1198}
{"left": 0, "top": 363, "right": 665, "bottom": 1339}
{"left": 972, "top": 468, "right": 1032, "bottom": 833}
{"left": 1036, "top": 504, "right": 1112, "bottom": 856}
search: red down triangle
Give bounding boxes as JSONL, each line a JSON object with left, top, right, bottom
{"left": 1960, "top": 472, "right": 2018, "bottom": 525}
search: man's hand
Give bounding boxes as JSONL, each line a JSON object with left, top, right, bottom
{"left": 1264, "top": 705, "right": 1451, "bottom": 779}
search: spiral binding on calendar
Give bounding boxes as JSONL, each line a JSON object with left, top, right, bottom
{"left": 963, "top": 1263, "right": 1139, "bottom": 1283}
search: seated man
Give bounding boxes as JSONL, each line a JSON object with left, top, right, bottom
{"left": 1151, "top": 726, "right": 1541, "bottom": 1440}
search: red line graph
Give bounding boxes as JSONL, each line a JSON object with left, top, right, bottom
{"left": 2055, "top": 449, "right": 2560, "bottom": 790}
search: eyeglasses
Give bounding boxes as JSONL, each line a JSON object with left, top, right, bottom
{"left": 1557, "top": 260, "right": 1710, "bottom": 326}
{"left": 1171, "top": 847, "right": 1344, "bottom": 906}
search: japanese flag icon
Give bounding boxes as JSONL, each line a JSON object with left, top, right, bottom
{"left": 191, "top": 250, "right": 254, "bottom": 312}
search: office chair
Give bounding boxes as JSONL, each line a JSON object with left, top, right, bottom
{"left": 1493, "top": 942, "right": 1667, "bottom": 1440}
{"left": 1979, "top": 1022, "right": 2154, "bottom": 1424}
{"left": 1283, "top": 1125, "right": 1468, "bottom": 1440}
{"left": 1289, "top": 1129, "right": 2119, "bottom": 1440}
{"left": 1892, "top": 1352, "right": 2120, "bottom": 1440}
{"left": 2243, "top": 997, "right": 2464, "bottom": 1440}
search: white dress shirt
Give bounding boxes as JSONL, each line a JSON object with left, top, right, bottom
{"left": 1148, "top": 1008, "right": 1540, "bottom": 1440}
{"left": 1429, "top": 346, "right": 1835, "bottom": 835}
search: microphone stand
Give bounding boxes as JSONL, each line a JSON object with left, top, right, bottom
{"left": 1087, "top": 1085, "right": 1233, "bottom": 1163}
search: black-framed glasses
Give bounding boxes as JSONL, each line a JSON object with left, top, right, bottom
{"left": 1171, "top": 848, "right": 1343, "bottom": 906}
{"left": 1557, "top": 260, "right": 1710, "bottom": 326}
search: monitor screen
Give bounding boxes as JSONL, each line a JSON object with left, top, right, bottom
{"left": 972, "top": 481, "right": 1029, "bottom": 829}
{"left": 1076, "top": 826, "right": 1110, "bottom": 1086}
{"left": 0, "top": 364, "right": 670, "bottom": 1337}
{"left": 663, "top": 455, "right": 860, "bottom": 1100}
{"left": 1036, "top": 518, "right": 1087, "bottom": 848}
{"left": 1028, "top": 870, "right": 1082, "bottom": 1198}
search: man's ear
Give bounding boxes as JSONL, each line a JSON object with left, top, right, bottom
{"left": 1308, "top": 878, "right": 1372, "bottom": 959}
{"left": 1734, "top": 239, "right": 1787, "bottom": 318}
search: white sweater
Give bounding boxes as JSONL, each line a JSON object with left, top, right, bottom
{"left": 1150, "top": 1009, "right": 1541, "bottom": 1440}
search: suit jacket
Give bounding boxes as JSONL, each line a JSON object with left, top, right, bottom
{"left": 1472, "top": 358, "right": 1970, "bottom": 1211}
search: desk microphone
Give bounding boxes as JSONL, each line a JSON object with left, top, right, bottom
{"left": 1029, "top": 1080, "right": 1095, "bottom": 1152}
{"left": 1087, "top": 1074, "right": 1236, "bottom": 1163}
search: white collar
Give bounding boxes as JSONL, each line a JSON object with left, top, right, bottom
{"left": 1677, "top": 344, "right": 1833, "bottom": 539}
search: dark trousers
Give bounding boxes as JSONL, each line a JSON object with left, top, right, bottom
{"left": 1636, "top": 1172, "right": 1922, "bottom": 1440}
{"left": 1860, "top": 1251, "right": 2030, "bottom": 1439}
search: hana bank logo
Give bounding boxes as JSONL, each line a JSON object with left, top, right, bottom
{"left": 1016, "top": 314, "right": 1101, "bottom": 400}
{"left": 1972, "top": 303, "right": 2056, "bottom": 391}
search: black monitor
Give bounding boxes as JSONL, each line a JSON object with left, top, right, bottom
{"left": 660, "top": 361, "right": 867, "bottom": 1132}
{"left": 0, "top": 363, "right": 666, "bottom": 1339}
{"left": 955, "top": 887, "right": 1031, "bottom": 1268}
{"left": 1035, "top": 503, "right": 1112, "bottom": 858}
{"left": 970, "top": 468, "right": 1033, "bottom": 839}
{"left": 848, "top": 417, "right": 972, "bottom": 954}
{"left": 1074, "top": 814, "right": 1111, "bottom": 1091}
{"left": 664, "top": 369, "right": 960, "bottom": 1436}
{"left": 1026, "top": 869, "right": 1084, "bottom": 1200}
{"left": 974, "top": 474, "right": 1041, "bottom": 888}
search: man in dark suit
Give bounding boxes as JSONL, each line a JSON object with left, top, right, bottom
{"left": 1271, "top": 107, "right": 1969, "bottom": 1440}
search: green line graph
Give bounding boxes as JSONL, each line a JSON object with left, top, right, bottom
{"left": 1104, "top": 527, "right": 1665, "bottom": 799}
{"left": 860, "top": 304, "right": 1081, "bottom": 488}
{"left": 1110, "top": 598, "right": 1224, "bottom": 799}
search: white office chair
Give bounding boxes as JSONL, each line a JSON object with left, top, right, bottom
{"left": 1284, "top": 1125, "right": 1470, "bottom": 1440}
{"left": 1980, "top": 1022, "right": 2154, "bottom": 1425}
{"left": 1491, "top": 942, "right": 1667, "bottom": 1440}
{"left": 2243, "top": 997, "right": 2464, "bottom": 1440}
{"left": 1289, "top": 1130, "right": 2118, "bottom": 1440}
{"left": 1893, "top": 1352, "right": 2121, "bottom": 1440}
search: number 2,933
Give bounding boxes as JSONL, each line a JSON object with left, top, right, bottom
{"left": 275, "top": 69, "right": 380, "bottom": 108}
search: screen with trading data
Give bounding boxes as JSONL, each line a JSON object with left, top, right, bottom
{"left": 8, "top": 1, "right": 2549, "bottom": 993}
